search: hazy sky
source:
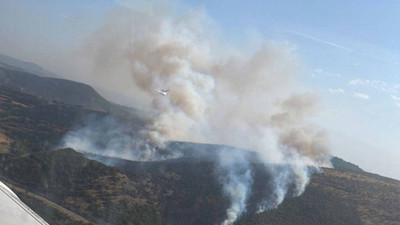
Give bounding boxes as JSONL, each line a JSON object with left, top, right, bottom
{"left": 0, "top": 0, "right": 399, "bottom": 179}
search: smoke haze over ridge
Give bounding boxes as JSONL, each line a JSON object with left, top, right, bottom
{"left": 59, "top": 2, "right": 331, "bottom": 224}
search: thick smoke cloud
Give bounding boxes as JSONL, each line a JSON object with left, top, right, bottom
{"left": 62, "top": 2, "right": 331, "bottom": 224}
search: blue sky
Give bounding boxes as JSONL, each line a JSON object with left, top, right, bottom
{"left": 0, "top": 0, "right": 399, "bottom": 179}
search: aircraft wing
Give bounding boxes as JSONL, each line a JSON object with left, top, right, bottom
{"left": 0, "top": 181, "right": 48, "bottom": 225}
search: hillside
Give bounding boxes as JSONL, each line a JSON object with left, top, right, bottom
{"left": 0, "top": 65, "right": 141, "bottom": 118}
{"left": 237, "top": 168, "right": 400, "bottom": 225}
{"left": 0, "top": 149, "right": 160, "bottom": 225}
{"left": 0, "top": 78, "right": 399, "bottom": 225}
{"left": 0, "top": 85, "right": 144, "bottom": 155}
{"left": 1, "top": 148, "right": 399, "bottom": 225}
{"left": 0, "top": 66, "right": 108, "bottom": 110}
{"left": 0, "top": 86, "right": 102, "bottom": 154}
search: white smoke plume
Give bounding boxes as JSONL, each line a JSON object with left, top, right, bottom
{"left": 217, "top": 148, "right": 253, "bottom": 225}
{"left": 59, "top": 115, "right": 183, "bottom": 161}
{"left": 63, "top": 2, "right": 331, "bottom": 224}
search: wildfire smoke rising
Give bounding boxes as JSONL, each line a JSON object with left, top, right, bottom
{"left": 67, "top": 2, "right": 331, "bottom": 224}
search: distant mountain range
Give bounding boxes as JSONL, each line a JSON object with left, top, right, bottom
{"left": 0, "top": 53, "right": 59, "bottom": 78}
{"left": 0, "top": 54, "right": 143, "bottom": 119}
{"left": 0, "top": 54, "right": 399, "bottom": 225}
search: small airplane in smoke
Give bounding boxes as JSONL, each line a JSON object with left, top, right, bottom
{"left": 156, "top": 89, "right": 170, "bottom": 96}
